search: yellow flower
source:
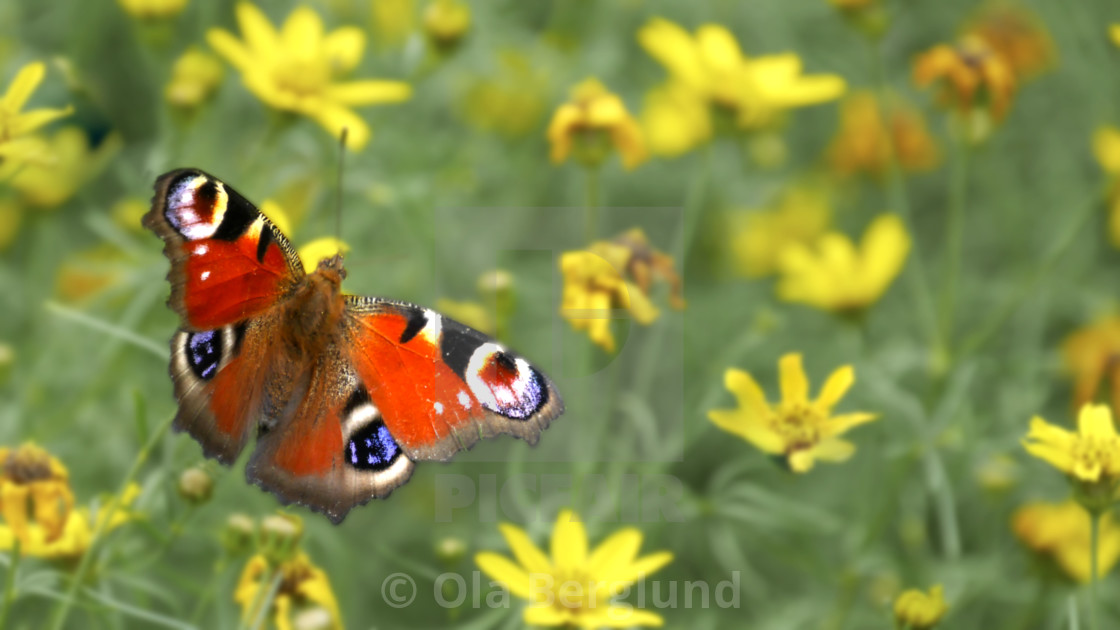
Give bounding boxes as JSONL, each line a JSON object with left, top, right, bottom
{"left": 371, "top": 0, "right": 417, "bottom": 49}
{"left": 165, "top": 47, "right": 224, "bottom": 108}
{"left": 1112, "top": 24, "right": 1120, "bottom": 47}
{"left": 1062, "top": 316, "right": 1120, "bottom": 416}
{"left": 117, "top": 0, "right": 187, "bottom": 19}
{"left": 1013, "top": 499, "right": 1120, "bottom": 583}
{"left": 0, "top": 443, "right": 140, "bottom": 560}
{"left": 0, "top": 443, "right": 73, "bottom": 544}
{"left": 736, "top": 53, "right": 848, "bottom": 129}
{"left": 235, "top": 551, "right": 343, "bottom": 630}
{"left": 547, "top": 78, "right": 646, "bottom": 170}
{"left": 893, "top": 585, "right": 948, "bottom": 629}
{"left": 475, "top": 509, "right": 672, "bottom": 628}
{"left": 966, "top": 2, "right": 1055, "bottom": 80}
{"left": 708, "top": 353, "right": 878, "bottom": 472}
{"left": 423, "top": 0, "right": 471, "bottom": 49}
{"left": 638, "top": 18, "right": 845, "bottom": 129}
{"left": 640, "top": 81, "right": 712, "bottom": 158}
{"left": 207, "top": 2, "right": 411, "bottom": 151}
{"left": 728, "top": 187, "right": 832, "bottom": 278}
{"left": 1023, "top": 403, "right": 1120, "bottom": 485}
{"left": 776, "top": 213, "right": 911, "bottom": 313}
{"left": 828, "top": 90, "right": 939, "bottom": 177}
{"left": 913, "top": 35, "right": 1016, "bottom": 122}
{"left": 8, "top": 127, "right": 121, "bottom": 208}
{"left": 0, "top": 62, "right": 73, "bottom": 177}
{"left": 462, "top": 51, "right": 547, "bottom": 138}
{"left": 560, "top": 229, "right": 683, "bottom": 353}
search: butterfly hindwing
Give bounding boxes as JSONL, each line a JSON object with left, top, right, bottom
{"left": 245, "top": 349, "right": 416, "bottom": 524}
{"left": 342, "top": 297, "right": 564, "bottom": 461}
{"left": 143, "top": 168, "right": 303, "bottom": 331}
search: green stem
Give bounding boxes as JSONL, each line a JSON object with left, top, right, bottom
{"left": 584, "top": 167, "right": 601, "bottom": 243}
{"left": 940, "top": 136, "right": 970, "bottom": 353}
{"left": 960, "top": 191, "right": 1101, "bottom": 357}
{"left": 49, "top": 412, "right": 175, "bottom": 630}
{"left": 675, "top": 146, "right": 711, "bottom": 265}
{"left": 242, "top": 567, "right": 284, "bottom": 630}
{"left": 867, "top": 38, "right": 942, "bottom": 359}
{"left": 1090, "top": 511, "right": 1101, "bottom": 630}
{"left": 0, "top": 538, "right": 21, "bottom": 629}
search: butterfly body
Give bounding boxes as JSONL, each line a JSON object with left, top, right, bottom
{"left": 144, "top": 169, "right": 563, "bottom": 523}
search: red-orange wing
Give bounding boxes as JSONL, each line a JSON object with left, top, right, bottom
{"left": 342, "top": 297, "right": 564, "bottom": 461}
{"left": 143, "top": 168, "right": 303, "bottom": 331}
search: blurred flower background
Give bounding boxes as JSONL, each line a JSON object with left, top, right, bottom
{"left": 0, "top": 0, "right": 1119, "bottom": 628}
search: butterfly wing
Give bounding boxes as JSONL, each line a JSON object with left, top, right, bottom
{"left": 145, "top": 169, "right": 304, "bottom": 463}
{"left": 241, "top": 296, "right": 562, "bottom": 523}
{"left": 245, "top": 347, "right": 416, "bottom": 524}
{"left": 143, "top": 168, "right": 304, "bottom": 331}
{"left": 343, "top": 297, "right": 564, "bottom": 461}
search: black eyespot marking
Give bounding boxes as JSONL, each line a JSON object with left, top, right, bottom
{"left": 211, "top": 182, "right": 257, "bottom": 241}
{"left": 256, "top": 224, "right": 273, "bottom": 263}
{"left": 345, "top": 420, "right": 403, "bottom": 471}
{"left": 494, "top": 352, "right": 517, "bottom": 372}
{"left": 186, "top": 330, "right": 222, "bottom": 381}
{"left": 399, "top": 309, "right": 427, "bottom": 344}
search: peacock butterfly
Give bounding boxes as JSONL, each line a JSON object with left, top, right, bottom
{"left": 143, "top": 168, "right": 564, "bottom": 523}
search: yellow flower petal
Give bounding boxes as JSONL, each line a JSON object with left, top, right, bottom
{"left": 476, "top": 551, "right": 534, "bottom": 599}
{"left": 550, "top": 509, "right": 587, "bottom": 572}
{"left": 724, "top": 368, "right": 770, "bottom": 418}
{"left": 812, "top": 437, "right": 856, "bottom": 462}
{"left": 498, "top": 522, "right": 552, "bottom": 575}
{"left": 326, "top": 80, "right": 412, "bottom": 106}
{"left": 323, "top": 26, "right": 365, "bottom": 71}
{"left": 815, "top": 364, "right": 854, "bottom": 411}
{"left": 236, "top": 2, "right": 282, "bottom": 57}
{"left": 1077, "top": 403, "right": 1117, "bottom": 439}
{"left": 587, "top": 528, "right": 641, "bottom": 577}
{"left": 297, "top": 237, "right": 350, "bottom": 273}
{"left": 1, "top": 62, "right": 45, "bottom": 112}
{"left": 524, "top": 602, "right": 572, "bottom": 626}
{"left": 827, "top": 412, "right": 879, "bottom": 434}
{"left": 778, "top": 353, "right": 809, "bottom": 405}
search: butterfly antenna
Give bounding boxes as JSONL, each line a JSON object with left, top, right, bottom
{"left": 336, "top": 127, "right": 348, "bottom": 252}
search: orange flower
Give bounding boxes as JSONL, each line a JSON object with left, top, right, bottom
{"left": 913, "top": 35, "right": 1016, "bottom": 121}
{"left": 1062, "top": 316, "right": 1120, "bottom": 415}
{"left": 966, "top": 2, "right": 1055, "bottom": 80}
{"left": 828, "top": 90, "right": 939, "bottom": 176}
